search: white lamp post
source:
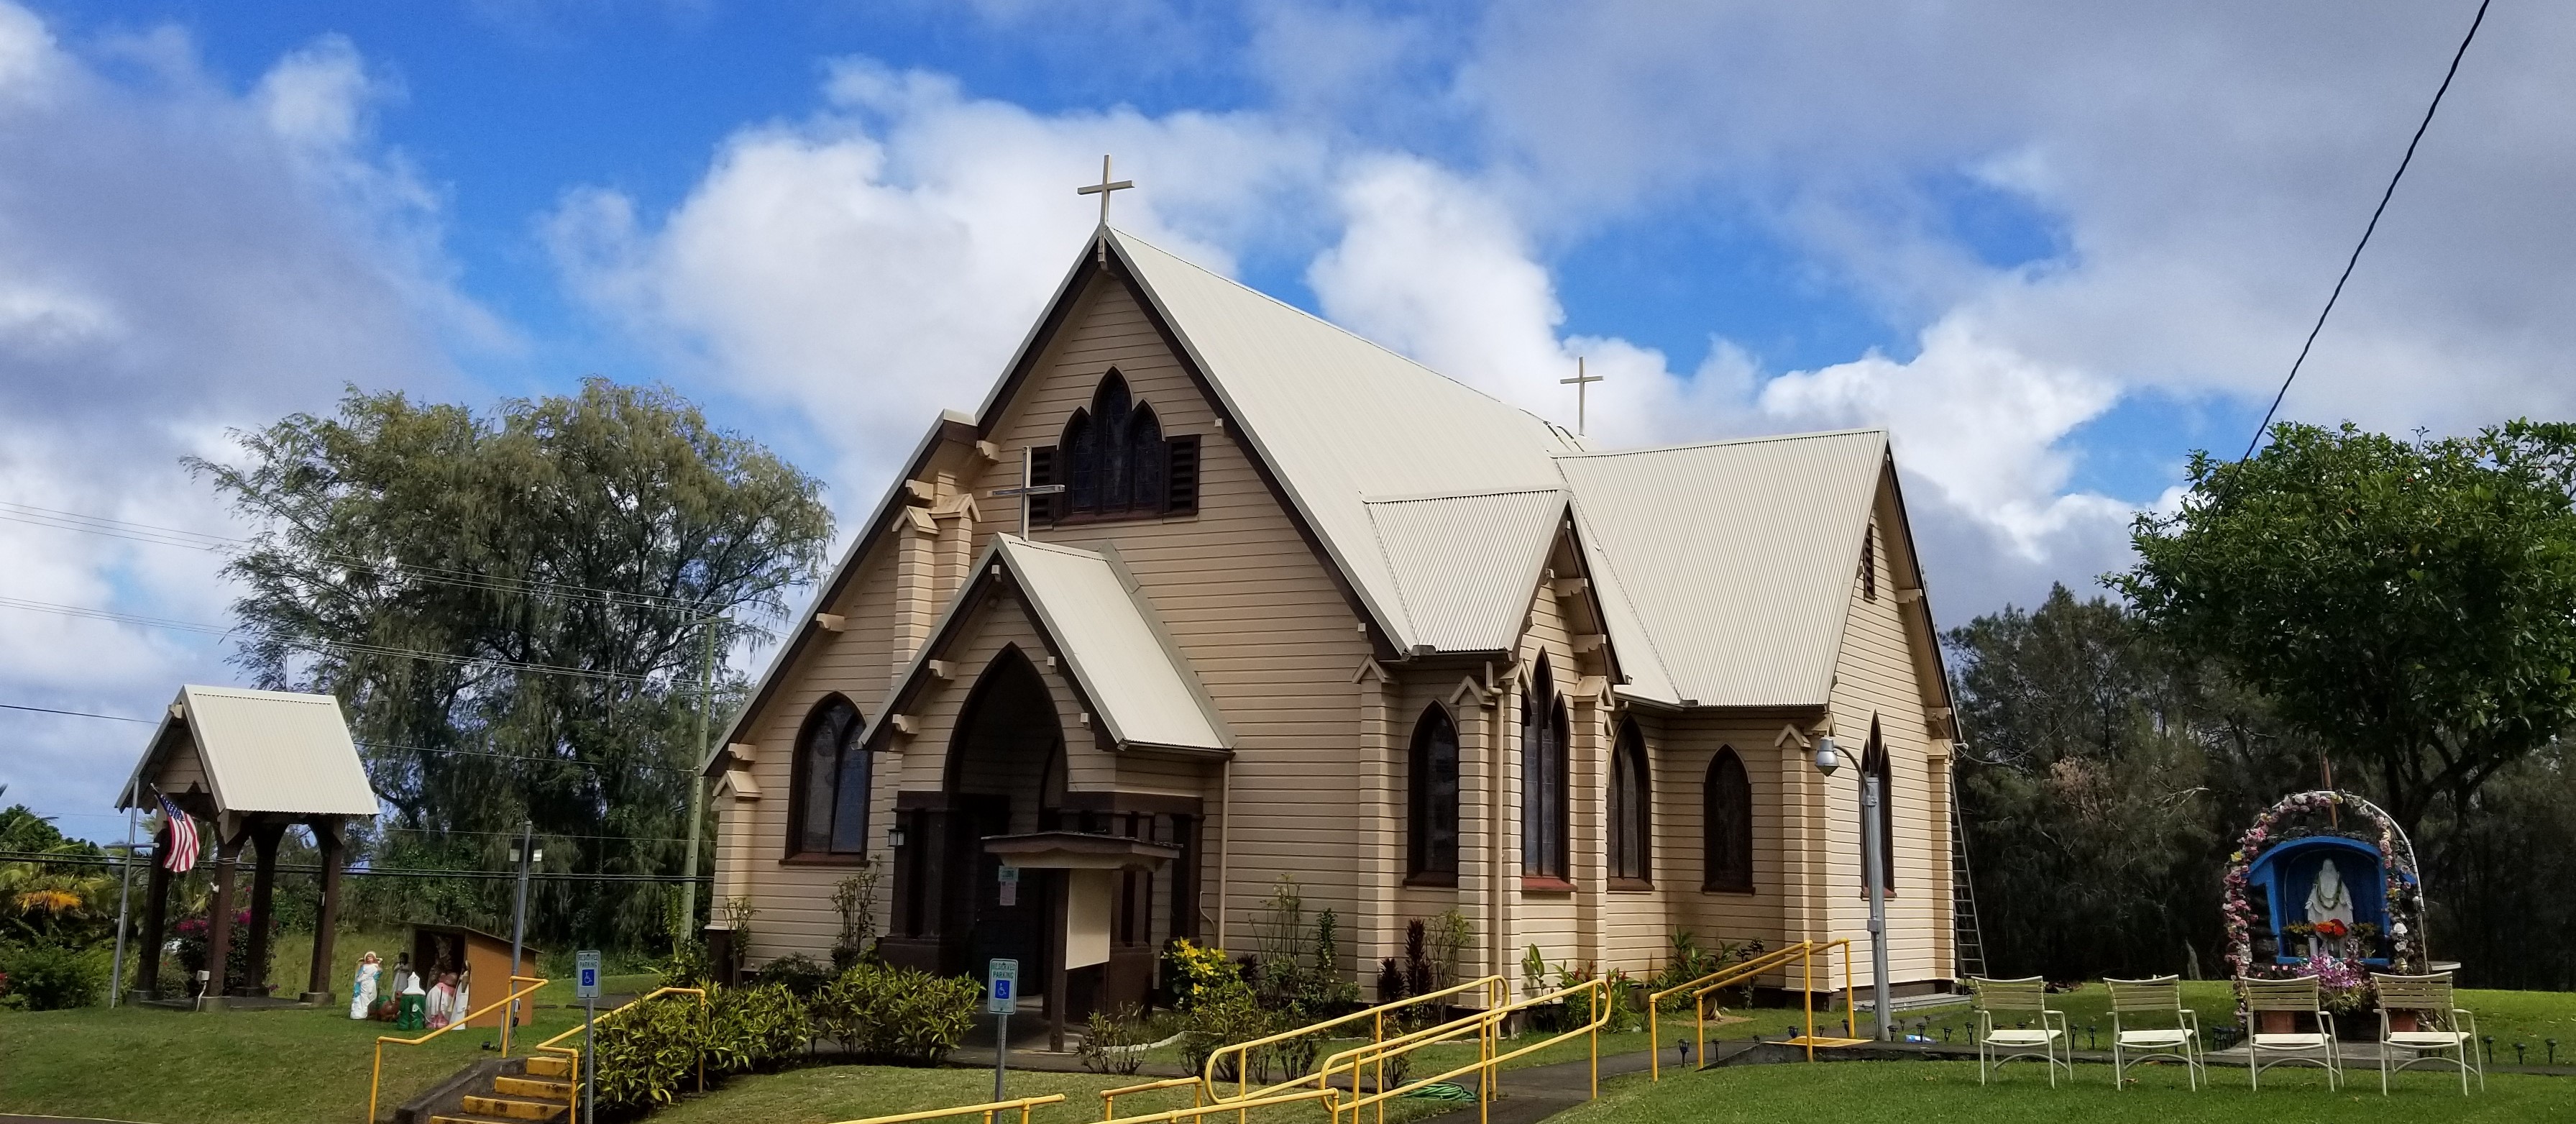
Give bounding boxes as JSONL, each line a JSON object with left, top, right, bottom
{"left": 1810, "top": 735, "right": 1892, "bottom": 1041}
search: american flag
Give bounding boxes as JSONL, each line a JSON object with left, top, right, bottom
{"left": 157, "top": 794, "right": 199, "bottom": 874}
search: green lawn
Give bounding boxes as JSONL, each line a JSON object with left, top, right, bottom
{"left": 1554, "top": 1060, "right": 2575, "bottom": 1123}
{"left": 0, "top": 932, "right": 669, "bottom": 1124}
{"left": 650, "top": 1066, "right": 1355, "bottom": 1124}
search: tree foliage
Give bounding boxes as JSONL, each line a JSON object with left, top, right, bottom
{"left": 190, "top": 380, "right": 831, "bottom": 949}
{"left": 2109, "top": 421, "right": 2576, "bottom": 835}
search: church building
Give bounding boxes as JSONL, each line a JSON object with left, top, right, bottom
{"left": 699, "top": 226, "right": 1962, "bottom": 1025}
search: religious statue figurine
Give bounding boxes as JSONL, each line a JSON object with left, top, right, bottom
{"left": 349, "top": 951, "right": 382, "bottom": 1020}
{"left": 453, "top": 969, "right": 471, "bottom": 1026}
{"left": 424, "top": 971, "right": 460, "bottom": 1030}
{"left": 390, "top": 952, "right": 418, "bottom": 998}
{"left": 2305, "top": 858, "right": 2358, "bottom": 957}
{"left": 394, "top": 968, "right": 428, "bottom": 1031}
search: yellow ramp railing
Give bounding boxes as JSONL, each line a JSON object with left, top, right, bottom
{"left": 836, "top": 1093, "right": 1068, "bottom": 1124}
{"left": 367, "top": 974, "right": 546, "bottom": 1123}
{"left": 1319, "top": 977, "right": 1610, "bottom": 1124}
{"left": 1692, "top": 939, "right": 1858, "bottom": 1067}
{"left": 1201, "top": 973, "right": 1506, "bottom": 1106}
{"left": 1646, "top": 941, "right": 1820, "bottom": 1079}
{"left": 532, "top": 985, "right": 708, "bottom": 1108}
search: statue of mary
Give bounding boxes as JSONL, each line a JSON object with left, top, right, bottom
{"left": 2304, "top": 858, "right": 2358, "bottom": 957}
{"left": 348, "top": 951, "right": 382, "bottom": 1020}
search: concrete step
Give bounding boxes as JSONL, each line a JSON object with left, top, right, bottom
{"left": 430, "top": 1116, "right": 528, "bottom": 1124}
{"left": 492, "top": 1076, "right": 573, "bottom": 1100}
{"left": 459, "top": 1095, "right": 568, "bottom": 1122}
{"left": 521, "top": 1056, "right": 575, "bottom": 1079}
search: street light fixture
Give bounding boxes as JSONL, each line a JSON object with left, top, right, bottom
{"left": 1807, "top": 732, "right": 1889, "bottom": 1041}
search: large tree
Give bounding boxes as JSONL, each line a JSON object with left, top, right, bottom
{"left": 191, "top": 379, "right": 831, "bottom": 946}
{"left": 2109, "top": 421, "right": 2576, "bottom": 837}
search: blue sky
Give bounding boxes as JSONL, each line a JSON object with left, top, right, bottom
{"left": 5, "top": 1, "right": 2572, "bottom": 833}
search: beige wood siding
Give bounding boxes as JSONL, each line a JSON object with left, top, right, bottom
{"left": 1810, "top": 480, "right": 1954, "bottom": 990}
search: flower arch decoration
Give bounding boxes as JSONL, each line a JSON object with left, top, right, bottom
{"left": 2221, "top": 789, "right": 2426, "bottom": 979}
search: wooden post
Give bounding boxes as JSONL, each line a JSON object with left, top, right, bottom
{"left": 204, "top": 830, "right": 242, "bottom": 1001}
{"left": 306, "top": 818, "right": 345, "bottom": 1004}
{"left": 1048, "top": 869, "right": 1070, "bottom": 1054}
{"left": 243, "top": 821, "right": 286, "bottom": 997}
{"left": 138, "top": 822, "right": 173, "bottom": 1001}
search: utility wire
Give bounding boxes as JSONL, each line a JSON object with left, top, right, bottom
{"left": 0, "top": 595, "right": 698, "bottom": 688}
{"left": 4, "top": 700, "right": 695, "bottom": 774}
{"left": 2238, "top": 0, "right": 2491, "bottom": 465}
{"left": 0, "top": 849, "right": 707, "bottom": 882}
{"left": 0, "top": 500, "right": 713, "bottom": 615}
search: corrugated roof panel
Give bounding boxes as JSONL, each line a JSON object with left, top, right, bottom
{"left": 1365, "top": 489, "right": 1567, "bottom": 652}
{"left": 1110, "top": 231, "right": 1577, "bottom": 654}
{"left": 999, "top": 537, "right": 1231, "bottom": 751}
{"left": 1557, "top": 431, "right": 1886, "bottom": 708}
{"left": 175, "top": 685, "right": 378, "bottom": 815}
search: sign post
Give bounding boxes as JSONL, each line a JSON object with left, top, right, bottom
{"left": 986, "top": 958, "right": 1019, "bottom": 1102}
{"left": 576, "top": 950, "right": 601, "bottom": 1124}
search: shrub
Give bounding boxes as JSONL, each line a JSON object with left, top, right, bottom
{"left": 1177, "top": 977, "right": 1277, "bottom": 1082}
{"left": 660, "top": 937, "right": 712, "bottom": 990}
{"left": 705, "top": 982, "right": 809, "bottom": 1075}
{"left": 1076, "top": 1003, "right": 1150, "bottom": 1076}
{"left": 171, "top": 910, "right": 275, "bottom": 995}
{"left": 810, "top": 962, "right": 978, "bottom": 1064}
{"left": 0, "top": 943, "right": 107, "bottom": 1010}
{"left": 590, "top": 996, "right": 706, "bottom": 1111}
{"left": 754, "top": 952, "right": 833, "bottom": 997}
{"left": 1164, "top": 938, "right": 1238, "bottom": 1010}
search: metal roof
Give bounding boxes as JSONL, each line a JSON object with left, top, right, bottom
{"left": 1110, "top": 231, "right": 1581, "bottom": 655}
{"left": 1555, "top": 430, "right": 1888, "bottom": 708}
{"left": 856, "top": 536, "right": 1233, "bottom": 755}
{"left": 997, "top": 536, "right": 1232, "bottom": 753}
{"left": 119, "top": 685, "right": 378, "bottom": 816}
{"left": 1364, "top": 488, "right": 1569, "bottom": 653}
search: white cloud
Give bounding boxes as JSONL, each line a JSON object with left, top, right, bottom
{"left": 548, "top": 59, "right": 1326, "bottom": 495}
{"left": 0, "top": 3, "right": 478, "bottom": 832}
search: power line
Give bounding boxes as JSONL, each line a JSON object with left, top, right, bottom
{"left": 3, "top": 700, "right": 695, "bottom": 774}
{"left": 0, "top": 595, "right": 699, "bottom": 688}
{"left": 0, "top": 701, "right": 157, "bottom": 723}
{"left": 0, "top": 499, "right": 715, "bottom": 615}
{"left": 2239, "top": 0, "right": 2491, "bottom": 465}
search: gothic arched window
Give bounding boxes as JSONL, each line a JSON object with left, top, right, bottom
{"left": 1704, "top": 747, "right": 1753, "bottom": 892}
{"left": 1859, "top": 716, "right": 1895, "bottom": 890}
{"left": 1608, "top": 720, "right": 1651, "bottom": 885}
{"left": 1407, "top": 704, "right": 1460, "bottom": 882}
{"left": 1520, "top": 656, "right": 1570, "bottom": 882}
{"left": 791, "top": 695, "right": 871, "bottom": 856}
{"left": 1035, "top": 372, "right": 1200, "bottom": 524}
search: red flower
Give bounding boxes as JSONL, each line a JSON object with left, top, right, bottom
{"left": 2316, "top": 919, "right": 2349, "bottom": 939}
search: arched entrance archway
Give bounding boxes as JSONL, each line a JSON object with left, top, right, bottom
{"left": 938, "top": 646, "right": 1064, "bottom": 981}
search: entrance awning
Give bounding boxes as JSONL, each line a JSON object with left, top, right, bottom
{"left": 981, "top": 831, "right": 1180, "bottom": 870}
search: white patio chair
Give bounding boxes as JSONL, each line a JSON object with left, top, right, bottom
{"left": 1969, "top": 975, "right": 2070, "bottom": 1087}
{"left": 2104, "top": 975, "right": 2203, "bottom": 1089}
{"left": 2240, "top": 975, "right": 2342, "bottom": 1090}
{"left": 2371, "top": 972, "right": 2483, "bottom": 1095}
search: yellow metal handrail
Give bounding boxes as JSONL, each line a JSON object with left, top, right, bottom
{"left": 1202, "top": 973, "right": 1506, "bottom": 1105}
{"left": 835, "top": 1092, "right": 1069, "bottom": 1124}
{"left": 367, "top": 974, "right": 546, "bottom": 1123}
{"left": 1105, "top": 1086, "right": 1340, "bottom": 1124}
{"left": 1646, "top": 941, "right": 1823, "bottom": 1079}
{"left": 533, "top": 985, "right": 709, "bottom": 1109}
{"left": 1693, "top": 939, "right": 1856, "bottom": 1065}
{"left": 1321, "top": 977, "right": 1610, "bottom": 1124}
{"left": 1102, "top": 1077, "right": 1205, "bottom": 1120}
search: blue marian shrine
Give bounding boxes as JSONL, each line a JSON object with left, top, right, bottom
{"left": 2246, "top": 835, "right": 2411, "bottom": 966}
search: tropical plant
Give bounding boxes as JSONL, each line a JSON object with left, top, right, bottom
{"left": 0, "top": 943, "right": 107, "bottom": 1010}
{"left": 590, "top": 996, "right": 707, "bottom": 1110}
{"left": 830, "top": 867, "right": 882, "bottom": 969}
{"left": 809, "top": 962, "right": 978, "bottom": 1064}
{"left": 1076, "top": 1004, "right": 1150, "bottom": 1076}
{"left": 704, "top": 982, "right": 809, "bottom": 1075}
{"left": 753, "top": 952, "right": 833, "bottom": 997}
